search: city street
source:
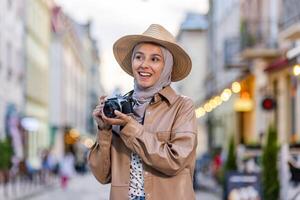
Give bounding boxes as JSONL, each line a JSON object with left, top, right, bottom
{"left": 24, "top": 173, "right": 221, "bottom": 200}
{"left": 2, "top": 0, "right": 300, "bottom": 200}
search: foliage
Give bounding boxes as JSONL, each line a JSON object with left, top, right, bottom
{"left": 224, "top": 135, "right": 237, "bottom": 172}
{"left": 0, "top": 138, "right": 13, "bottom": 170}
{"left": 240, "top": 20, "right": 256, "bottom": 49}
{"left": 218, "top": 135, "right": 237, "bottom": 185}
{"left": 262, "top": 125, "right": 280, "bottom": 200}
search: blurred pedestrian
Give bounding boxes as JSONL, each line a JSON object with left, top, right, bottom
{"left": 89, "top": 24, "right": 197, "bottom": 200}
{"left": 41, "top": 149, "right": 50, "bottom": 183}
{"left": 212, "top": 148, "right": 222, "bottom": 179}
{"left": 59, "top": 151, "right": 75, "bottom": 189}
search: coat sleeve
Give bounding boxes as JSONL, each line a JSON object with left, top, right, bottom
{"left": 88, "top": 129, "right": 112, "bottom": 184}
{"left": 120, "top": 98, "right": 197, "bottom": 176}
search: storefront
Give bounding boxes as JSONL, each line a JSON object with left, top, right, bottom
{"left": 234, "top": 75, "right": 255, "bottom": 145}
{"left": 264, "top": 56, "right": 299, "bottom": 144}
{"left": 286, "top": 47, "right": 300, "bottom": 144}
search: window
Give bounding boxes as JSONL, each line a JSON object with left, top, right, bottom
{"left": 6, "top": 42, "right": 12, "bottom": 81}
{"left": 7, "top": 0, "right": 12, "bottom": 9}
{"left": 7, "top": 68, "right": 12, "bottom": 81}
{"left": 0, "top": 37, "right": 2, "bottom": 73}
{"left": 17, "top": 50, "right": 24, "bottom": 85}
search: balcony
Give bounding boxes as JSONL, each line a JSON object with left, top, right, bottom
{"left": 224, "top": 19, "right": 281, "bottom": 67}
{"left": 279, "top": 0, "right": 300, "bottom": 40}
{"left": 239, "top": 20, "right": 280, "bottom": 60}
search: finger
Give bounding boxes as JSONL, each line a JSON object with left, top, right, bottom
{"left": 103, "top": 117, "right": 126, "bottom": 126}
{"left": 96, "top": 105, "right": 104, "bottom": 111}
{"left": 93, "top": 111, "right": 101, "bottom": 118}
{"left": 99, "top": 95, "right": 107, "bottom": 100}
{"left": 101, "top": 111, "right": 111, "bottom": 121}
{"left": 95, "top": 111, "right": 102, "bottom": 116}
{"left": 95, "top": 105, "right": 103, "bottom": 112}
{"left": 98, "top": 96, "right": 107, "bottom": 104}
{"left": 93, "top": 107, "right": 102, "bottom": 114}
{"left": 114, "top": 110, "right": 130, "bottom": 122}
{"left": 102, "top": 111, "right": 126, "bottom": 125}
{"left": 93, "top": 109, "right": 103, "bottom": 118}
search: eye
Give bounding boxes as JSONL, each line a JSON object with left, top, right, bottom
{"left": 134, "top": 54, "right": 143, "bottom": 60}
{"left": 152, "top": 57, "right": 160, "bottom": 62}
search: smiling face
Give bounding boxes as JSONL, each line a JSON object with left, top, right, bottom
{"left": 131, "top": 43, "right": 165, "bottom": 89}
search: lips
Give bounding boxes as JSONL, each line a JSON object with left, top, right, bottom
{"left": 138, "top": 72, "right": 152, "bottom": 77}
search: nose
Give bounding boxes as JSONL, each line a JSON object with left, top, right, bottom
{"left": 140, "top": 59, "right": 151, "bottom": 68}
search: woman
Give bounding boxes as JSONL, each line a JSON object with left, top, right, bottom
{"left": 89, "top": 24, "right": 197, "bottom": 200}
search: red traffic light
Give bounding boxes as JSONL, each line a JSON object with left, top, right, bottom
{"left": 261, "top": 97, "right": 276, "bottom": 110}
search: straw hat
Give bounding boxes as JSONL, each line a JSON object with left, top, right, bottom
{"left": 113, "top": 24, "right": 192, "bottom": 82}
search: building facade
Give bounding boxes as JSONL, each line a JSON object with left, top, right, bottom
{"left": 0, "top": 0, "right": 26, "bottom": 161}
{"left": 24, "top": 0, "right": 53, "bottom": 169}
{"left": 204, "top": 0, "right": 243, "bottom": 149}
{"left": 174, "top": 13, "right": 209, "bottom": 155}
{"left": 275, "top": 0, "right": 300, "bottom": 145}
{"left": 50, "top": 7, "right": 101, "bottom": 158}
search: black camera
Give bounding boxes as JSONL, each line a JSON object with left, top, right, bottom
{"left": 103, "top": 94, "right": 135, "bottom": 118}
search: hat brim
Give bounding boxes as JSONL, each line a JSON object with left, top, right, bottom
{"left": 113, "top": 35, "right": 192, "bottom": 82}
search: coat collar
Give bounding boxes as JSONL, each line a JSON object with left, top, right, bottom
{"left": 154, "top": 86, "right": 178, "bottom": 105}
{"left": 128, "top": 86, "right": 178, "bottom": 105}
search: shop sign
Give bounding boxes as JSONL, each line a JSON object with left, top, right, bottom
{"left": 225, "top": 172, "right": 262, "bottom": 200}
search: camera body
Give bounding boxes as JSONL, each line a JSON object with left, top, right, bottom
{"left": 103, "top": 94, "right": 135, "bottom": 118}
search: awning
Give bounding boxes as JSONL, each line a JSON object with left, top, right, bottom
{"left": 264, "top": 57, "right": 289, "bottom": 73}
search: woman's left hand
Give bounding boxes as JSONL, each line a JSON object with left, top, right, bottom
{"left": 102, "top": 110, "right": 134, "bottom": 126}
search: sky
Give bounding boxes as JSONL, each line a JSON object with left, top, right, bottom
{"left": 54, "top": 0, "right": 209, "bottom": 94}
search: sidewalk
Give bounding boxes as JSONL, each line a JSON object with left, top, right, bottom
{"left": 0, "top": 175, "right": 59, "bottom": 200}
{"left": 194, "top": 170, "right": 223, "bottom": 199}
{"left": 3, "top": 172, "right": 222, "bottom": 200}
{"left": 26, "top": 173, "right": 110, "bottom": 200}
{"left": 196, "top": 189, "right": 222, "bottom": 200}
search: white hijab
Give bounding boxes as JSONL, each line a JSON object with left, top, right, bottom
{"left": 131, "top": 43, "right": 174, "bottom": 122}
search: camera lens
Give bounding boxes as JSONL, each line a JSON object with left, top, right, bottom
{"left": 103, "top": 100, "right": 121, "bottom": 118}
{"left": 120, "top": 101, "right": 133, "bottom": 114}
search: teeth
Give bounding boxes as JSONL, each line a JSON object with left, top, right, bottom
{"left": 139, "top": 72, "right": 151, "bottom": 77}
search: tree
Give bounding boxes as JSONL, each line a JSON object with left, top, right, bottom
{"left": 224, "top": 135, "right": 237, "bottom": 172}
{"left": 0, "top": 138, "right": 13, "bottom": 170}
{"left": 222, "top": 135, "right": 238, "bottom": 200}
{"left": 262, "top": 125, "right": 280, "bottom": 200}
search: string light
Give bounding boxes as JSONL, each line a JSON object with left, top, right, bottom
{"left": 232, "top": 82, "right": 241, "bottom": 93}
{"left": 195, "top": 107, "right": 206, "bottom": 118}
{"left": 195, "top": 81, "right": 242, "bottom": 118}
{"left": 214, "top": 96, "right": 222, "bottom": 105}
{"left": 221, "top": 89, "right": 232, "bottom": 101}
{"left": 204, "top": 103, "right": 213, "bottom": 112}
{"left": 293, "top": 64, "right": 300, "bottom": 76}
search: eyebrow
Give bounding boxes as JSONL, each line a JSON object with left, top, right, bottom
{"left": 134, "top": 51, "right": 163, "bottom": 58}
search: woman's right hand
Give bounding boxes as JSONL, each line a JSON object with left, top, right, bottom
{"left": 92, "top": 96, "right": 112, "bottom": 130}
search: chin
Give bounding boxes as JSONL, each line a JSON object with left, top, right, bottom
{"left": 136, "top": 80, "right": 150, "bottom": 88}
{"left": 139, "top": 85, "right": 151, "bottom": 89}
{"left": 137, "top": 83, "right": 153, "bottom": 89}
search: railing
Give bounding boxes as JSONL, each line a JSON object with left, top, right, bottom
{"left": 240, "top": 19, "right": 277, "bottom": 49}
{"left": 280, "top": 0, "right": 300, "bottom": 30}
